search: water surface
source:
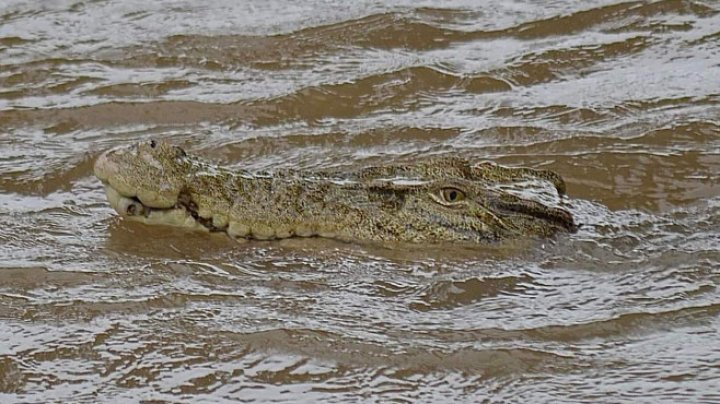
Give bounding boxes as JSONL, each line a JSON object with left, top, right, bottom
{"left": 1, "top": 0, "right": 719, "bottom": 402}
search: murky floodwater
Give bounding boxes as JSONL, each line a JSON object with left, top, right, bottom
{"left": 1, "top": 0, "right": 720, "bottom": 402}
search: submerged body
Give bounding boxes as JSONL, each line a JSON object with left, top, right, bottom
{"left": 94, "top": 140, "right": 576, "bottom": 244}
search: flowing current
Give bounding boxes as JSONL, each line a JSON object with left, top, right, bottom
{"left": 1, "top": 0, "right": 719, "bottom": 402}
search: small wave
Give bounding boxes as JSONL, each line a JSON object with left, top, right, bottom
{"left": 409, "top": 274, "right": 535, "bottom": 311}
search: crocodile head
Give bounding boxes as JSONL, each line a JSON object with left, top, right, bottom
{"left": 95, "top": 140, "right": 210, "bottom": 231}
{"left": 95, "top": 140, "right": 577, "bottom": 243}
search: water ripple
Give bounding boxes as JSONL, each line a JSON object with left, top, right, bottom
{"left": 1, "top": 0, "right": 720, "bottom": 402}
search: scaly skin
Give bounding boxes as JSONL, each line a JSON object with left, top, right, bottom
{"left": 94, "top": 140, "right": 577, "bottom": 243}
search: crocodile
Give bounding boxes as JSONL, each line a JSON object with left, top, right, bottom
{"left": 94, "top": 140, "right": 577, "bottom": 244}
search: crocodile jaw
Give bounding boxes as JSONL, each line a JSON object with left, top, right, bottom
{"left": 101, "top": 182, "right": 322, "bottom": 240}
{"left": 95, "top": 150, "right": 318, "bottom": 239}
{"left": 102, "top": 184, "right": 209, "bottom": 232}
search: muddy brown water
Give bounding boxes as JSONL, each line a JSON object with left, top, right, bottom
{"left": 1, "top": 0, "right": 720, "bottom": 402}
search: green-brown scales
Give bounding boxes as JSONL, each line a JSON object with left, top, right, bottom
{"left": 94, "top": 140, "right": 577, "bottom": 244}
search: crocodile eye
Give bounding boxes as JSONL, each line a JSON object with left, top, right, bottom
{"left": 150, "top": 140, "right": 157, "bottom": 149}
{"left": 441, "top": 187, "right": 465, "bottom": 203}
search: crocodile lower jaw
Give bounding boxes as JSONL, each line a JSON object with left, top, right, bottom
{"left": 103, "top": 184, "right": 210, "bottom": 232}
{"left": 102, "top": 184, "right": 328, "bottom": 241}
